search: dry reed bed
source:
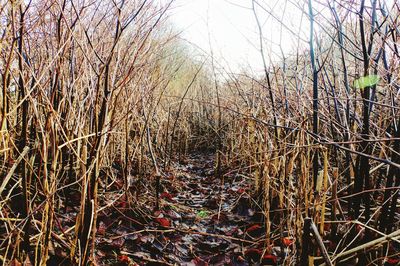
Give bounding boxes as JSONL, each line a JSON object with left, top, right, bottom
{"left": 0, "top": 0, "right": 399, "bottom": 265}
{"left": 216, "top": 1, "right": 400, "bottom": 264}
{"left": 0, "top": 0, "right": 209, "bottom": 264}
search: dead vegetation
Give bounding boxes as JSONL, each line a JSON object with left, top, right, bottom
{"left": 0, "top": 0, "right": 399, "bottom": 265}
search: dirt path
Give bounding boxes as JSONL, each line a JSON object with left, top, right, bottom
{"left": 94, "top": 153, "right": 279, "bottom": 265}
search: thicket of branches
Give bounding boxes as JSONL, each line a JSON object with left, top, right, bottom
{"left": 214, "top": 0, "right": 400, "bottom": 264}
{"left": 0, "top": 0, "right": 399, "bottom": 265}
{"left": 0, "top": 0, "right": 217, "bottom": 264}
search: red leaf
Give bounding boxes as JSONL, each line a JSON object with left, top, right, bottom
{"left": 263, "top": 254, "right": 278, "bottom": 264}
{"left": 386, "top": 258, "right": 400, "bottom": 264}
{"left": 97, "top": 221, "right": 106, "bottom": 235}
{"left": 245, "top": 248, "right": 262, "bottom": 255}
{"left": 118, "top": 255, "right": 130, "bottom": 264}
{"left": 155, "top": 217, "right": 170, "bottom": 227}
{"left": 116, "top": 195, "right": 127, "bottom": 208}
{"left": 244, "top": 248, "right": 262, "bottom": 261}
{"left": 282, "top": 237, "right": 294, "bottom": 246}
{"left": 160, "top": 192, "right": 173, "bottom": 201}
{"left": 246, "top": 224, "right": 262, "bottom": 233}
{"left": 237, "top": 188, "right": 245, "bottom": 194}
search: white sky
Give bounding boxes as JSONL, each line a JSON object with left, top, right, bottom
{"left": 167, "top": 0, "right": 310, "bottom": 74}
{"left": 165, "top": 0, "right": 398, "bottom": 74}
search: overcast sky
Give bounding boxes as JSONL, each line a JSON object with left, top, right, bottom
{"left": 166, "top": 0, "right": 309, "bottom": 73}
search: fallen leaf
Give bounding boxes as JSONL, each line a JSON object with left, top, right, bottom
{"left": 155, "top": 217, "right": 171, "bottom": 227}
{"left": 97, "top": 221, "right": 106, "bottom": 235}
{"left": 246, "top": 224, "right": 261, "bottom": 233}
{"left": 262, "top": 254, "right": 277, "bottom": 265}
{"left": 160, "top": 192, "right": 174, "bottom": 201}
{"left": 237, "top": 188, "right": 246, "bottom": 194}
{"left": 244, "top": 248, "right": 262, "bottom": 261}
{"left": 282, "top": 237, "right": 294, "bottom": 247}
{"left": 245, "top": 224, "right": 263, "bottom": 238}
{"left": 118, "top": 255, "right": 130, "bottom": 264}
{"left": 386, "top": 257, "right": 400, "bottom": 265}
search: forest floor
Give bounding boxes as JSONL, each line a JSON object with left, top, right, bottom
{"left": 78, "top": 152, "right": 285, "bottom": 266}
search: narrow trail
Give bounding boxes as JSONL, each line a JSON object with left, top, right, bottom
{"left": 94, "top": 152, "right": 281, "bottom": 265}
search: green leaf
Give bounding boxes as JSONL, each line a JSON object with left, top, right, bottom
{"left": 353, "top": 75, "right": 379, "bottom": 89}
{"left": 197, "top": 210, "right": 208, "bottom": 218}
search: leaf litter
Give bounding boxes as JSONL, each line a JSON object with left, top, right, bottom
{"left": 89, "top": 152, "right": 286, "bottom": 265}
